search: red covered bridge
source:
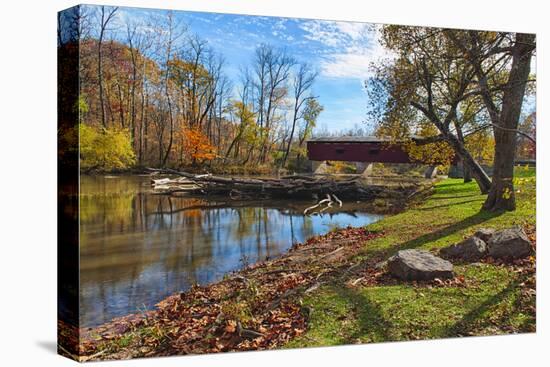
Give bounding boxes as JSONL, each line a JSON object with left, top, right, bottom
{"left": 306, "top": 136, "right": 441, "bottom": 178}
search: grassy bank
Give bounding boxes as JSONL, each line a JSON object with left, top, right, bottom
{"left": 78, "top": 168, "right": 535, "bottom": 361}
{"left": 288, "top": 167, "right": 535, "bottom": 347}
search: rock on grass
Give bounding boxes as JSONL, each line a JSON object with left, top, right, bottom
{"left": 474, "top": 228, "right": 496, "bottom": 243}
{"left": 488, "top": 226, "right": 534, "bottom": 260}
{"left": 388, "top": 249, "right": 454, "bottom": 281}
{"left": 440, "top": 236, "right": 487, "bottom": 262}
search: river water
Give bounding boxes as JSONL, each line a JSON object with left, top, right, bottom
{"left": 79, "top": 175, "right": 383, "bottom": 327}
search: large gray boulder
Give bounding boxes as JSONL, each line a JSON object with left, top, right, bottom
{"left": 474, "top": 228, "right": 496, "bottom": 243}
{"left": 440, "top": 236, "right": 487, "bottom": 261}
{"left": 388, "top": 249, "right": 454, "bottom": 281}
{"left": 488, "top": 227, "right": 534, "bottom": 259}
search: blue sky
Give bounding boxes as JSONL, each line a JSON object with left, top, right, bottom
{"left": 108, "top": 6, "right": 389, "bottom": 133}
{"left": 88, "top": 5, "right": 535, "bottom": 133}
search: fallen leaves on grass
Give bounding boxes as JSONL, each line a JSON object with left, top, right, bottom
{"left": 79, "top": 226, "right": 384, "bottom": 360}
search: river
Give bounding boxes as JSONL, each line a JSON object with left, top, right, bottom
{"left": 78, "top": 175, "right": 383, "bottom": 327}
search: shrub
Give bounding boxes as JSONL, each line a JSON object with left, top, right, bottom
{"left": 79, "top": 124, "right": 135, "bottom": 172}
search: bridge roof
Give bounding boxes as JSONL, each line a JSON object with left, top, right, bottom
{"left": 307, "top": 136, "right": 424, "bottom": 143}
{"left": 307, "top": 136, "right": 390, "bottom": 143}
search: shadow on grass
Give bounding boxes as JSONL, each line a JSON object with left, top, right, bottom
{"left": 436, "top": 181, "right": 467, "bottom": 187}
{"left": 368, "top": 210, "right": 504, "bottom": 260}
{"left": 428, "top": 193, "right": 481, "bottom": 201}
{"left": 435, "top": 182, "right": 481, "bottom": 196}
{"left": 417, "top": 198, "right": 484, "bottom": 211}
{"left": 330, "top": 284, "right": 394, "bottom": 343}
{"left": 444, "top": 279, "right": 520, "bottom": 337}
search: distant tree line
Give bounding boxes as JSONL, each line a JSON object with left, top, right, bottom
{"left": 60, "top": 6, "right": 322, "bottom": 173}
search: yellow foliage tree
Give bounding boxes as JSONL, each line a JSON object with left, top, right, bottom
{"left": 465, "top": 131, "right": 495, "bottom": 165}
{"left": 377, "top": 120, "right": 455, "bottom": 166}
{"left": 79, "top": 124, "right": 136, "bottom": 171}
{"left": 402, "top": 123, "right": 455, "bottom": 166}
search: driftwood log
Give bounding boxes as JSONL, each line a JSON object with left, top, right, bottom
{"left": 146, "top": 168, "right": 433, "bottom": 204}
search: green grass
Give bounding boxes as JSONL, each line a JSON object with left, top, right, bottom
{"left": 288, "top": 167, "right": 536, "bottom": 347}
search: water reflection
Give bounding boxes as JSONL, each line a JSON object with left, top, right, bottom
{"left": 79, "top": 175, "right": 383, "bottom": 327}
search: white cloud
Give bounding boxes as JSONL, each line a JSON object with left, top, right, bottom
{"left": 299, "top": 20, "right": 393, "bottom": 79}
{"left": 300, "top": 20, "right": 348, "bottom": 47}
{"left": 274, "top": 19, "right": 288, "bottom": 31}
{"left": 333, "top": 22, "right": 370, "bottom": 41}
{"left": 320, "top": 42, "right": 392, "bottom": 79}
{"left": 321, "top": 53, "right": 373, "bottom": 79}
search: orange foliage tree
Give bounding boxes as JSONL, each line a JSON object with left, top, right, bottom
{"left": 176, "top": 127, "right": 217, "bottom": 166}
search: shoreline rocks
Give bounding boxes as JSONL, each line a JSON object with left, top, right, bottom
{"left": 382, "top": 226, "right": 533, "bottom": 285}
{"left": 473, "top": 228, "right": 495, "bottom": 243}
{"left": 440, "top": 226, "right": 533, "bottom": 263}
{"left": 488, "top": 226, "right": 534, "bottom": 259}
{"left": 440, "top": 236, "right": 487, "bottom": 261}
{"left": 387, "top": 249, "right": 454, "bottom": 281}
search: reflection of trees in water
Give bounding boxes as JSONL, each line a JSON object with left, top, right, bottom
{"left": 302, "top": 214, "right": 313, "bottom": 241}
{"left": 159, "top": 196, "right": 218, "bottom": 285}
{"left": 230, "top": 207, "right": 266, "bottom": 260}
{"left": 79, "top": 194, "right": 135, "bottom": 237}
{"left": 78, "top": 176, "right": 377, "bottom": 327}
{"left": 225, "top": 207, "right": 296, "bottom": 263}
{"left": 80, "top": 176, "right": 325, "bottom": 287}
{"left": 79, "top": 190, "right": 222, "bottom": 326}
{"left": 80, "top": 175, "right": 144, "bottom": 236}
{"left": 81, "top": 187, "right": 309, "bottom": 281}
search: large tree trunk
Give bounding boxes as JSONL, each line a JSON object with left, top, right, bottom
{"left": 138, "top": 78, "right": 145, "bottom": 164}
{"left": 454, "top": 122, "right": 472, "bottom": 183}
{"left": 161, "top": 96, "right": 174, "bottom": 167}
{"left": 116, "top": 82, "right": 125, "bottom": 128}
{"left": 160, "top": 30, "right": 174, "bottom": 168}
{"left": 129, "top": 48, "right": 137, "bottom": 149}
{"left": 483, "top": 33, "right": 535, "bottom": 211}
{"left": 446, "top": 133, "right": 492, "bottom": 193}
{"left": 225, "top": 129, "right": 243, "bottom": 159}
{"left": 463, "top": 165, "right": 472, "bottom": 183}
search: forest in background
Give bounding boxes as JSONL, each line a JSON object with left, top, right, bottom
{"left": 60, "top": 6, "right": 536, "bottom": 174}
{"left": 65, "top": 6, "right": 323, "bottom": 173}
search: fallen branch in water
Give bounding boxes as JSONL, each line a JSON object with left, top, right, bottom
{"left": 319, "top": 199, "right": 333, "bottom": 214}
{"left": 145, "top": 168, "right": 434, "bottom": 211}
{"left": 332, "top": 194, "right": 343, "bottom": 207}
{"left": 303, "top": 194, "right": 332, "bottom": 215}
